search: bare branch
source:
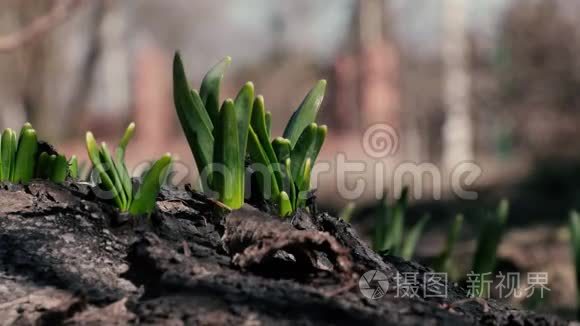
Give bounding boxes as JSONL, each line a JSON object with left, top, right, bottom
{"left": 0, "top": 0, "right": 85, "bottom": 52}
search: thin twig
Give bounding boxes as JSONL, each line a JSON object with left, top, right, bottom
{"left": 0, "top": 0, "right": 85, "bottom": 52}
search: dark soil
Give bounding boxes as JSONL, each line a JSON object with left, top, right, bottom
{"left": 0, "top": 181, "right": 570, "bottom": 325}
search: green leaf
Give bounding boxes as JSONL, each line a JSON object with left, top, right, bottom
{"left": 1, "top": 129, "right": 16, "bottom": 181}
{"left": 234, "top": 82, "right": 254, "bottom": 162}
{"left": 279, "top": 191, "right": 292, "bottom": 217}
{"left": 472, "top": 199, "right": 509, "bottom": 296}
{"left": 265, "top": 111, "right": 272, "bottom": 137}
{"left": 99, "top": 143, "right": 128, "bottom": 210}
{"left": 339, "top": 202, "right": 356, "bottom": 223}
{"left": 173, "top": 53, "right": 214, "bottom": 179}
{"left": 115, "top": 123, "right": 135, "bottom": 206}
{"left": 13, "top": 128, "right": 38, "bottom": 183}
{"left": 68, "top": 155, "right": 79, "bottom": 179}
{"left": 213, "top": 99, "right": 243, "bottom": 209}
{"left": 251, "top": 96, "right": 278, "bottom": 165}
{"left": 434, "top": 214, "right": 464, "bottom": 277}
{"left": 117, "top": 122, "right": 135, "bottom": 160}
{"left": 390, "top": 188, "right": 409, "bottom": 255}
{"left": 129, "top": 153, "right": 172, "bottom": 216}
{"left": 50, "top": 154, "right": 68, "bottom": 183}
{"left": 400, "top": 214, "right": 430, "bottom": 260}
{"left": 296, "top": 158, "right": 311, "bottom": 208}
{"left": 289, "top": 123, "right": 317, "bottom": 182}
{"left": 200, "top": 56, "right": 232, "bottom": 125}
{"left": 282, "top": 80, "right": 326, "bottom": 147}
{"left": 247, "top": 127, "right": 280, "bottom": 201}
{"left": 283, "top": 158, "right": 296, "bottom": 208}
{"left": 86, "top": 132, "right": 123, "bottom": 210}
{"left": 272, "top": 137, "right": 292, "bottom": 162}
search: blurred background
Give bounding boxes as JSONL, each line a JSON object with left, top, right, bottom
{"left": 2, "top": 0, "right": 580, "bottom": 317}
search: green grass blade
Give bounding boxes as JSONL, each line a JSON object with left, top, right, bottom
{"left": 213, "top": 99, "right": 243, "bottom": 209}
{"left": 283, "top": 158, "right": 296, "bottom": 208}
{"left": 199, "top": 56, "right": 232, "bottom": 125}
{"left": 373, "top": 192, "right": 388, "bottom": 251}
{"left": 279, "top": 191, "right": 292, "bottom": 217}
{"left": 130, "top": 153, "right": 172, "bottom": 216}
{"left": 99, "top": 143, "right": 128, "bottom": 210}
{"left": 434, "top": 214, "right": 464, "bottom": 278}
{"left": 282, "top": 80, "right": 326, "bottom": 147}
{"left": 117, "top": 122, "right": 135, "bottom": 159}
{"left": 234, "top": 82, "right": 254, "bottom": 162}
{"left": 13, "top": 128, "right": 38, "bottom": 183}
{"left": 173, "top": 53, "right": 214, "bottom": 178}
{"left": 247, "top": 127, "right": 280, "bottom": 201}
{"left": 251, "top": 96, "right": 278, "bottom": 165}
{"left": 86, "top": 132, "right": 123, "bottom": 210}
{"left": 272, "top": 137, "right": 292, "bottom": 162}
{"left": 472, "top": 199, "right": 510, "bottom": 296}
{"left": 1, "top": 129, "right": 16, "bottom": 181}
{"left": 296, "top": 158, "right": 312, "bottom": 208}
{"left": 265, "top": 111, "right": 272, "bottom": 137}
{"left": 115, "top": 123, "right": 135, "bottom": 203}
{"left": 50, "top": 154, "right": 68, "bottom": 183}
{"left": 289, "top": 123, "right": 317, "bottom": 182}
{"left": 68, "top": 155, "right": 78, "bottom": 179}
{"left": 401, "top": 214, "right": 430, "bottom": 260}
{"left": 339, "top": 202, "right": 356, "bottom": 223}
{"left": 569, "top": 211, "right": 580, "bottom": 318}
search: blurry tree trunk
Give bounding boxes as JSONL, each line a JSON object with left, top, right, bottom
{"left": 442, "top": 0, "right": 473, "bottom": 172}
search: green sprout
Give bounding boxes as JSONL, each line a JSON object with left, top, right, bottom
{"left": 434, "top": 214, "right": 464, "bottom": 280}
{"left": 0, "top": 123, "right": 76, "bottom": 184}
{"left": 85, "top": 123, "right": 172, "bottom": 216}
{"left": 569, "top": 211, "right": 580, "bottom": 319}
{"left": 373, "top": 188, "right": 430, "bottom": 260}
{"left": 173, "top": 52, "right": 327, "bottom": 216}
{"left": 173, "top": 54, "right": 249, "bottom": 209}
{"left": 248, "top": 81, "right": 327, "bottom": 216}
{"left": 471, "top": 199, "right": 510, "bottom": 297}
{"left": 339, "top": 202, "right": 356, "bottom": 223}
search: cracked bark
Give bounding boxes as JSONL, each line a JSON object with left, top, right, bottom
{"left": 0, "top": 181, "right": 569, "bottom": 325}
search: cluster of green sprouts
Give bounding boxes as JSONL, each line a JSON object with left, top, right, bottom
{"left": 0, "top": 123, "right": 77, "bottom": 184}
{"left": 353, "top": 192, "right": 509, "bottom": 293}
{"left": 85, "top": 123, "right": 172, "bottom": 216}
{"left": 173, "top": 53, "right": 327, "bottom": 216}
{"left": 372, "top": 188, "right": 430, "bottom": 260}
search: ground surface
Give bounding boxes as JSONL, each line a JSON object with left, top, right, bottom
{"left": 0, "top": 181, "right": 570, "bottom": 325}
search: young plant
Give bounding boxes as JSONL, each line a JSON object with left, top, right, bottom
{"left": 569, "top": 211, "right": 580, "bottom": 319}
{"left": 471, "top": 199, "right": 510, "bottom": 297}
{"left": 173, "top": 53, "right": 250, "bottom": 209}
{"left": 373, "top": 188, "right": 430, "bottom": 260}
{"left": 246, "top": 81, "right": 327, "bottom": 216}
{"left": 173, "top": 52, "right": 328, "bottom": 216}
{"left": 85, "top": 123, "right": 172, "bottom": 216}
{"left": 434, "top": 214, "right": 464, "bottom": 280}
{"left": 0, "top": 123, "right": 76, "bottom": 184}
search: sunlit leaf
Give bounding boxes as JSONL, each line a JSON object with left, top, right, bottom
{"left": 200, "top": 56, "right": 232, "bottom": 125}
{"left": 282, "top": 80, "right": 326, "bottom": 146}
{"left": 13, "top": 128, "right": 38, "bottom": 183}
{"left": 130, "top": 153, "right": 172, "bottom": 216}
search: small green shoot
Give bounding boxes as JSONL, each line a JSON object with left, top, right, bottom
{"left": 173, "top": 52, "right": 328, "bottom": 216}
{"left": 434, "top": 214, "right": 464, "bottom": 280}
{"left": 339, "top": 202, "right": 356, "bottom": 223}
{"left": 0, "top": 123, "right": 76, "bottom": 184}
{"left": 85, "top": 123, "right": 172, "bottom": 215}
{"left": 373, "top": 188, "right": 429, "bottom": 260}
{"left": 471, "top": 199, "right": 510, "bottom": 297}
